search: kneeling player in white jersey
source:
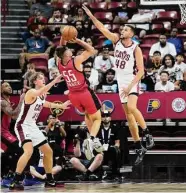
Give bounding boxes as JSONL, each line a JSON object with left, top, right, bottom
{"left": 9, "top": 72, "right": 71, "bottom": 190}
{"left": 83, "top": 5, "right": 154, "bottom": 165}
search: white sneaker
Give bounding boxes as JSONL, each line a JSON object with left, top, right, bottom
{"left": 93, "top": 138, "right": 103, "bottom": 153}
{"left": 83, "top": 138, "right": 94, "bottom": 160}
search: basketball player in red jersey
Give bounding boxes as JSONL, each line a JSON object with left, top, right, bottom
{"left": 56, "top": 38, "right": 103, "bottom": 161}
{"left": 1, "top": 82, "right": 25, "bottom": 178}
{"left": 83, "top": 5, "right": 154, "bottom": 165}
{"left": 9, "top": 72, "right": 71, "bottom": 190}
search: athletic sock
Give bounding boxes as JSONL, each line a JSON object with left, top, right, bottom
{"left": 46, "top": 173, "right": 53, "bottom": 181}
{"left": 134, "top": 140, "right": 142, "bottom": 149}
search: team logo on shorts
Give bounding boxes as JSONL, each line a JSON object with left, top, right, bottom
{"left": 172, "top": 98, "right": 186, "bottom": 113}
{"left": 50, "top": 101, "right": 65, "bottom": 117}
{"left": 101, "top": 100, "right": 115, "bottom": 114}
{"left": 75, "top": 108, "right": 85, "bottom": 116}
{"left": 147, "top": 99, "right": 160, "bottom": 113}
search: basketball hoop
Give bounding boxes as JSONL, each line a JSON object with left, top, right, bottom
{"left": 178, "top": 0, "right": 186, "bottom": 24}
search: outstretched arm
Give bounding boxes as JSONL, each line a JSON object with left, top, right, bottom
{"left": 43, "top": 100, "right": 71, "bottom": 109}
{"left": 27, "top": 74, "right": 63, "bottom": 98}
{"left": 82, "top": 5, "right": 119, "bottom": 43}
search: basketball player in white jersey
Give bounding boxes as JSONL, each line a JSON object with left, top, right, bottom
{"left": 83, "top": 5, "right": 154, "bottom": 165}
{"left": 9, "top": 72, "right": 71, "bottom": 190}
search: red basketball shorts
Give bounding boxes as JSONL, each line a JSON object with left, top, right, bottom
{"left": 68, "top": 88, "right": 101, "bottom": 114}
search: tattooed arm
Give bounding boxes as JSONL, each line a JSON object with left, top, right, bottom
{"left": 1, "top": 94, "right": 25, "bottom": 119}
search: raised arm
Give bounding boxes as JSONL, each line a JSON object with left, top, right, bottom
{"left": 1, "top": 94, "right": 25, "bottom": 119}
{"left": 28, "top": 74, "right": 63, "bottom": 98}
{"left": 73, "top": 38, "right": 96, "bottom": 69}
{"left": 82, "top": 5, "right": 119, "bottom": 43}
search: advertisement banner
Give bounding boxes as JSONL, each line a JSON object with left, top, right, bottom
{"left": 10, "top": 92, "right": 186, "bottom": 122}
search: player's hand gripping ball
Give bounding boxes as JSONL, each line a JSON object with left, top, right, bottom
{"left": 62, "top": 26, "right": 78, "bottom": 41}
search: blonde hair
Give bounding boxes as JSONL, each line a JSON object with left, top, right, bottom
{"left": 29, "top": 72, "right": 44, "bottom": 88}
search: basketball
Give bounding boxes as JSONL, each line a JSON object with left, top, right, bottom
{"left": 62, "top": 26, "right": 78, "bottom": 41}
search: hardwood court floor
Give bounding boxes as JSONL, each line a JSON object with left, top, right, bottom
{"left": 2, "top": 182, "right": 186, "bottom": 192}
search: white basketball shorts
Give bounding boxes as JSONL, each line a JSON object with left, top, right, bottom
{"left": 15, "top": 123, "right": 46, "bottom": 147}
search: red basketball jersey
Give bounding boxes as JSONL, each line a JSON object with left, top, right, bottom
{"left": 1, "top": 97, "right": 12, "bottom": 131}
{"left": 58, "top": 58, "right": 88, "bottom": 92}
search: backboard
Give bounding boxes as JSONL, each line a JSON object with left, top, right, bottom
{"left": 140, "top": 0, "right": 186, "bottom": 5}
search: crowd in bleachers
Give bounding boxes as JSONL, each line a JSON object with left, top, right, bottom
{"left": 18, "top": 0, "right": 186, "bottom": 95}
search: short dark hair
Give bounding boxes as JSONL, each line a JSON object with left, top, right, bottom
{"left": 106, "top": 69, "right": 115, "bottom": 76}
{"left": 153, "top": 51, "right": 161, "bottom": 56}
{"left": 125, "top": 24, "right": 135, "bottom": 34}
{"left": 83, "top": 65, "right": 91, "bottom": 70}
{"left": 56, "top": 46, "right": 68, "bottom": 59}
{"left": 160, "top": 71, "right": 169, "bottom": 76}
{"left": 29, "top": 72, "right": 44, "bottom": 88}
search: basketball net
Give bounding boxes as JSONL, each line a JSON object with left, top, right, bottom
{"left": 178, "top": 0, "right": 186, "bottom": 24}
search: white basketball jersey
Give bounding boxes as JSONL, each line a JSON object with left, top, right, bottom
{"left": 16, "top": 95, "right": 45, "bottom": 125}
{"left": 113, "top": 40, "right": 138, "bottom": 86}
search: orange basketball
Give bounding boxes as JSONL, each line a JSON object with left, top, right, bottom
{"left": 62, "top": 26, "right": 78, "bottom": 41}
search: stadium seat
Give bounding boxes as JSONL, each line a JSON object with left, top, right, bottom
{"left": 163, "top": 22, "right": 171, "bottom": 31}
{"left": 151, "top": 24, "right": 164, "bottom": 33}
{"left": 140, "top": 44, "right": 152, "bottom": 57}
{"left": 112, "top": 24, "right": 120, "bottom": 33}
{"left": 176, "top": 22, "right": 186, "bottom": 30}
{"left": 94, "top": 12, "right": 113, "bottom": 22}
{"left": 89, "top": 2, "right": 107, "bottom": 11}
{"left": 51, "top": 2, "right": 70, "bottom": 10}
{"left": 142, "top": 34, "right": 159, "bottom": 45}
{"left": 127, "top": 2, "right": 137, "bottom": 9}
{"left": 107, "top": 2, "right": 122, "bottom": 11}
{"left": 177, "top": 34, "right": 186, "bottom": 41}
{"left": 91, "top": 25, "right": 102, "bottom": 35}
{"left": 156, "top": 11, "right": 178, "bottom": 22}
{"left": 103, "top": 24, "right": 112, "bottom": 31}
{"left": 28, "top": 54, "right": 49, "bottom": 74}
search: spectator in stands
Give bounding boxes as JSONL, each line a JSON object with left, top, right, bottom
{"left": 27, "top": 10, "right": 47, "bottom": 36}
{"left": 175, "top": 54, "right": 186, "bottom": 73}
{"left": 97, "top": 111, "right": 121, "bottom": 181}
{"left": 168, "top": 28, "right": 183, "bottom": 54}
{"left": 158, "top": 54, "right": 183, "bottom": 84}
{"left": 149, "top": 34, "right": 177, "bottom": 59}
{"left": 175, "top": 70, "right": 186, "bottom": 91}
{"left": 83, "top": 64, "right": 99, "bottom": 91}
{"left": 128, "top": 9, "right": 155, "bottom": 38}
{"left": 150, "top": 51, "right": 162, "bottom": 72}
{"left": 94, "top": 47, "right": 114, "bottom": 74}
{"left": 19, "top": 29, "right": 54, "bottom": 70}
{"left": 113, "top": 1, "right": 128, "bottom": 24}
{"left": 75, "top": 20, "right": 86, "bottom": 40}
{"left": 72, "top": 7, "right": 88, "bottom": 23}
{"left": 48, "top": 49, "right": 57, "bottom": 73}
{"left": 30, "top": 0, "right": 53, "bottom": 18}
{"left": 141, "top": 63, "right": 157, "bottom": 91}
{"left": 22, "top": 63, "right": 36, "bottom": 92}
{"left": 155, "top": 71, "right": 174, "bottom": 92}
{"left": 48, "top": 8, "right": 68, "bottom": 38}
{"left": 48, "top": 67, "right": 68, "bottom": 94}
{"left": 96, "top": 69, "right": 118, "bottom": 93}
{"left": 70, "top": 125, "right": 103, "bottom": 181}
{"left": 83, "top": 20, "right": 92, "bottom": 39}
